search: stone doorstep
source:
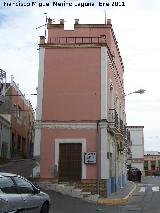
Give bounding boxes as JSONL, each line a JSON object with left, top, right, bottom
{"left": 84, "top": 194, "right": 100, "bottom": 202}
{"left": 57, "top": 185, "right": 75, "bottom": 195}
{"left": 71, "top": 188, "right": 83, "bottom": 198}
{"left": 36, "top": 182, "right": 99, "bottom": 200}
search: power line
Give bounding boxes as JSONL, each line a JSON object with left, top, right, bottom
{"left": 5, "top": 93, "right": 37, "bottom": 96}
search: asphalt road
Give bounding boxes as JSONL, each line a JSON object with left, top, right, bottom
{"left": 0, "top": 159, "right": 36, "bottom": 178}
{"left": 1, "top": 160, "right": 160, "bottom": 213}
{"left": 43, "top": 189, "right": 119, "bottom": 213}
{"left": 42, "top": 176, "right": 160, "bottom": 213}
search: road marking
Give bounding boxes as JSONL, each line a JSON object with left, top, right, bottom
{"left": 152, "top": 186, "right": 159, "bottom": 192}
{"left": 138, "top": 183, "right": 154, "bottom": 186}
{"left": 139, "top": 187, "right": 145, "bottom": 192}
{"left": 139, "top": 186, "right": 160, "bottom": 192}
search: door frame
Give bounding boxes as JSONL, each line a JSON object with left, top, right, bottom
{"left": 55, "top": 139, "right": 86, "bottom": 179}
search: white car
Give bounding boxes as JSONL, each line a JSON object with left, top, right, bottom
{"left": 0, "top": 172, "right": 50, "bottom": 213}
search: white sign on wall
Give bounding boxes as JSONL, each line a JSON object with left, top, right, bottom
{"left": 84, "top": 152, "right": 96, "bottom": 164}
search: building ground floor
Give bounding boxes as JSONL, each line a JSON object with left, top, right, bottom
{"left": 11, "top": 132, "right": 33, "bottom": 159}
{"left": 0, "top": 115, "right": 11, "bottom": 159}
{"left": 34, "top": 121, "right": 127, "bottom": 196}
{"left": 144, "top": 153, "right": 160, "bottom": 176}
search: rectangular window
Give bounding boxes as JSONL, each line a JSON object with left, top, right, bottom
{"left": 151, "top": 161, "right": 156, "bottom": 171}
{"left": 13, "top": 104, "right": 17, "bottom": 117}
{"left": 17, "top": 106, "right": 23, "bottom": 120}
{"left": 144, "top": 160, "right": 148, "bottom": 170}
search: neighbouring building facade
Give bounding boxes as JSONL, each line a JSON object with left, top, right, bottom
{"left": 127, "top": 126, "right": 144, "bottom": 173}
{"left": 0, "top": 75, "right": 35, "bottom": 159}
{"left": 0, "top": 114, "right": 11, "bottom": 158}
{"left": 0, "top": 69, "right": 11, "bottom": 159}
{"left": 34, "top": 18, "right": 131, "bottom": 195}
{"left": 144, "top": 151, "right": 160, "bottom": 175}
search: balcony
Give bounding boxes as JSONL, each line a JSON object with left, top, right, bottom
{"left": 108, "top": 109, "right": 124, "bottom": 136}
{"left": 108, "top": 109, "right": 118, "bottom": 129}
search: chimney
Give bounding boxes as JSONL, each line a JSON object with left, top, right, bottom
{"left": 75, "top": 19, "right": 79, "bottom": 24}
{"left": 60, "top": 19, "right": 64, "bottom": 24}
{"left": 11, "top": 75, "right": 14, "bottom": 83}
{"left": 39, "top": 36, "right": 45, "bottom": 44}
{"left": 48, "top": 17, "right": 52, "bottom": 24}
{"left": 107, "top": 19, "right": 111, "bottom": 25}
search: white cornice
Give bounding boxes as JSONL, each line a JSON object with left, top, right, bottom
{"left": 34, "top": 122, "right": 97, "bottom": 129}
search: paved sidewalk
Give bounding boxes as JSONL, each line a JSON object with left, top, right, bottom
{"left": 37, "top": 180, "right": 136, "bottom": 205}
{"left": 97, "top": 181, "right": 136, "bottom": 205}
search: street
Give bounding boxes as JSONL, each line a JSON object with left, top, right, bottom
{"left": 43, "top": 177, "right": 160, "bottom": 213}
{"left": 1, "top": 160, "right": 160, "bottom": 212}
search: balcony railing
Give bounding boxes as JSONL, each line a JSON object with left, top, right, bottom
{"left": 108, "top": 109, "right": 119, "bottom": 129}
{"left": 108, "top": 109, "right": 125, "bottom": 134}
{"left": 108, "top": 109, "right": 133, "bottom": 146}
{"left": 47, "top": 36, "right": 106, "bottom": 45}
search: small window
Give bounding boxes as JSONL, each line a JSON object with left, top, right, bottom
{"left": 0, "top": 176, "right": 17, "bottom": 194}
{"left": 13, "top": 104, "right": 17, "bottom": 117}
{"left": 13, "top": 176, "right": 34, "bottom": 194}
{"left": 17, "top": 106, "right": 23, "bottom": 120}
{"left": 144, "top": 160, "right": 148, "bottom": 170}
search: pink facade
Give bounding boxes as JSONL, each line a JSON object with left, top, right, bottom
{"left": 42, "top": 48, "right": 101, "bottom": 121}
{"left": 40, "top": 128, "right": 97, "bottom": 179}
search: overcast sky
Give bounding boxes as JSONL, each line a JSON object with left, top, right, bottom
{"left": 0, "top": 0, "right": 160, "bottom": 151}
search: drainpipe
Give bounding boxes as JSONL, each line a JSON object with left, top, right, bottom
{"left": 115, "top": 141, "right": 117, "bottom": 192}
{"left": 96, "top": 120, "right": 101, "bottom": 195}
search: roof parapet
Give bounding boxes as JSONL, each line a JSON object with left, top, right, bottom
{"left": 60, "top": 19, "right": 64, "bottom": 25}
{"left": 40, "top": 36, "right": 45, "bottom": 44}
{"left": 107, "top": 19, "right": 111, "bottom": 25}
{"left": 74, "top": 19, "right": 79, "bottom": 25}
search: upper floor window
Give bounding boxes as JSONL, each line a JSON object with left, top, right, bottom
{"left": 109, "top": 83, "right": 114, "bottom": 109}
{"left": 13, "top": 104, "right": 17, "bottom": 117}
{"left": 17, "top": 106, "right": 23, "bottom": 120}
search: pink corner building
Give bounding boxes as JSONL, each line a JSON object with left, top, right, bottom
{"left": 34, "top": 18, "right": 128, "bottom": 196}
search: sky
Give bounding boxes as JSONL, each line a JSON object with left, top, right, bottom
{"left": 0, "top": 0, "right": 160, "bottom": 151}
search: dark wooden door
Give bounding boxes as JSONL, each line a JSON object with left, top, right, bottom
{"left": 59, "top": 143, "right": 82, "bottom": 181}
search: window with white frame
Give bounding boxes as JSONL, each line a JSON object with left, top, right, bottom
{"left": 17, "top": 106, "right": 23, "bottom": 120}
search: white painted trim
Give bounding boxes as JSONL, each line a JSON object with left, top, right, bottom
{"left": 101, "top": 128, "right": 109, "bottom": 179}
{"left": 36, "top": 47, "right": 45, "bottom": 120}
{"left": 100, "top": 47, "right": 108, "bottom": 179}
{"left": 101, "top": 47, "right": 107, "bottom": 120}
{"left": 55, "top": 139, "right": 86, "bottom": 179}
{"left": 34, "top": 47, "right": 45, "bottom": 157}
{"left": 33, "top": 128, "right": 41, "bottom": 157}
{"left": 35, "top": 122, "right": 97, "bottom": 129}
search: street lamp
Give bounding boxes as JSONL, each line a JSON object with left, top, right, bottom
{"left": 125, "top": 89, "right": 145, "bottom": 96}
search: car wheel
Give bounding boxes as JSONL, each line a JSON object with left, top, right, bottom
{"left": 40, "top": 202, "right": 49, "bottom": 213}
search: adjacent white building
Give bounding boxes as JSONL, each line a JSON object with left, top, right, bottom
{"left": 127, "top": 126, "right": 144, "bottom": 172}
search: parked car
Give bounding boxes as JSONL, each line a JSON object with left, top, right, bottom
{"left": 0, "top": 172, "right": 50, "bottom": 213}
{"left": 127, "top": 167, "right": 140, "bottom": 181}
